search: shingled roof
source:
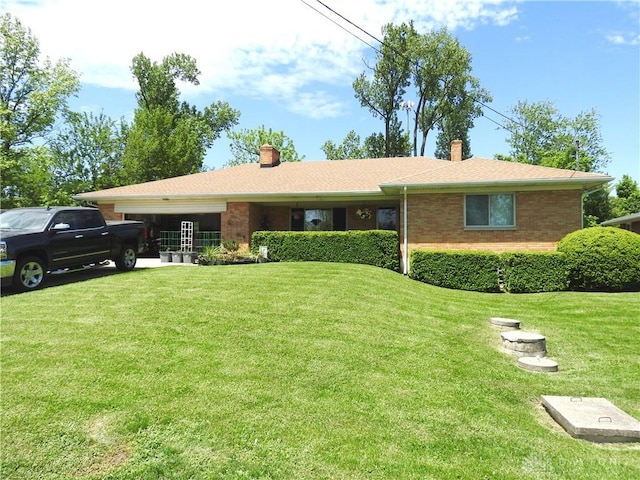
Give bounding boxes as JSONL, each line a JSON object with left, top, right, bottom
{"left": 76, "top": 154, "right": 612, "bottom": 201}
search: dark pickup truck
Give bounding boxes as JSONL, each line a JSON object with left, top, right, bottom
{"left": 0, "top": 206, "right": 145, "bottom": 291}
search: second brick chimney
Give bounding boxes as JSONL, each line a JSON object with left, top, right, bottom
{"left": 450, "top": 139, "right": 463, "bottom": 162}
{"left": 259, "top": 144, "right": 281, "bottom": 168}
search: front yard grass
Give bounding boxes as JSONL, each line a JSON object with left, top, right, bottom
{"left": 1, "top": 262, "right": 639, "bottom": 479}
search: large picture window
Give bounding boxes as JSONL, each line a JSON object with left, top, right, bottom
{"left": 465, "top": 194, "right": 515, "bottom": 228}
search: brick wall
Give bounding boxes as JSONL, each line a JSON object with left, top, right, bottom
{"left": 401, "top": 190, "right": 583, "bottom": 254}
{"left": 97, "top": 203, "right": 123, "bottom": 221}
{"left": 347, "top": 206, "right": 377, "bottom": 230}
{"left": 221, "top": 202, "right": 250, "bottom": 248}
{"left": 262, "top": 206, "right": 290, "bottom": 231}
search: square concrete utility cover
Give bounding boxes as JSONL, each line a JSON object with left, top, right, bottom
{"left": 542, "top": 395, "right": 640, "bottom": 443}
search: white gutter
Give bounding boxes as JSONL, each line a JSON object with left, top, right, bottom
{"left": 403, "top": 185, "right": 408, "bottom": 275}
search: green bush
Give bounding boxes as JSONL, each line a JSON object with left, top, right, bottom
{"left": 557, "top": 226, "right": 640, "bottom": 291}
{"left": 251, "top": 230, "right": 400, "bottom": 271}
{"left": 500, "top": 252, "right": 569, "bottom": 293}
{"left": 409, "top": 250, "right": 501, "bottom": 292}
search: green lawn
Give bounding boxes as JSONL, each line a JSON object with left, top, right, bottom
{"left": 1, "top": 262, "right": 639, "bottom": 479}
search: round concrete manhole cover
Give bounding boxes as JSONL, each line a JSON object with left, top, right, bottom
{"left": 518, "top": 356, "right": 558, "bottom": 372}
{"left": 490, "top": 317, "right": 521, "bottom": 329}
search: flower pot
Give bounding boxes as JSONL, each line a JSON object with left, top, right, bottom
{"left": 183, "top": 252, "right": 197, "bottom": 264}
{"left": 171, "top": 252, "right": 183, "bottom": 263}
{"left": 160, "top": 251, "right": 172, "bottom": 263}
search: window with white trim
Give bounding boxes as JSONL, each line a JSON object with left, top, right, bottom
{"left": 465, "top": 194, "right": 515, "bottom": 228}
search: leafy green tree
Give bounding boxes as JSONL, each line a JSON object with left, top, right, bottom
{"left": 411, "top": 28, "right": 490, "bottom": 157}
{"left": 1, "top": 13, "right": 79, "bottom": 207}
{"left": 615, "top": 174, "right": 638, "bottom": 199}
{"left": 433, "top": 100, "right": 474, "bottom": 160}
{"left": 353, "top": 22, "right": 414, "bottom": 157}
{"left": 225, "top": 125, "right": 303, "bottom": 167}
{"left": 501, "top": 100, "right": 610, "bottom": 173}
{"left": 611, "top": 174, "right": 640, "bottom": 218}
{"left": 122, "top": 52, "right": 239, "bottom": 183}
{"left": 372, "top": 115, "right": 410, "bottom": 157}
{"left": 323, "top": 120, "right": 409, "bottom": 160}
{"left": 321, "top": 130, "right": 366, "bottom": 160}
{"left": 49, "top": 110, "right": 128, "bottom": 204}
{"left": 583, "top": 185, "right": 613, "bottom": 227}
{"left": 352, "top": 24, "right": 489, "bottom": 158}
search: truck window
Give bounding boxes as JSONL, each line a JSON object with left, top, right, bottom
{"left": 52, "top": 212, "right": 77, "bottom": 230}
{"left": 78, "top": 210, "right": 105, "bottom": 229}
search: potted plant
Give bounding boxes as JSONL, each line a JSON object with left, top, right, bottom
{"left": 159, "top": 249, "right": 172, "bottom": 263}
{"left": 182, "top": 251, "right": 197, "bottom": 264}
{"left": 171, "top": 251, "right": 183, "bottom": 263}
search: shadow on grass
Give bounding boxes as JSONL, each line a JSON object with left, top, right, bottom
{"left": 0, "top": 263, "right": 158, "bottom": 297}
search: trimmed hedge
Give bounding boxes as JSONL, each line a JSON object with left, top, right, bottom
{"left": 557, "top": 226, "right": 640, "bottom": 292}
{"left": 500, "top": 252, "right": 569, "bottom": 293}
{"left": 251, "top": 230, "right": 400, "bottom": 271}
{"left": 410, "top": 250, "right": 569, "bottom": 293}
{"left": 409, "top": 250, "right": 502, "bottom": 292}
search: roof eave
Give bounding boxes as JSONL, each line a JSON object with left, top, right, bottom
{"left": 74, "top": 190, "right": 387, "bottom": 202}
{"left": 380, "top": 176, "right": 613, "bottom": 194}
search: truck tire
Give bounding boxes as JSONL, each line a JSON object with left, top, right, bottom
{"left": 14, "top": 256, "right": 46, "bottom": 291}
{"left": 115, "top": 245, "right": 137, "bottom": 271}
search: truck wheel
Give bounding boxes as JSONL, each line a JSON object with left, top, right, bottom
{"left": 14, "top": 256, "right": 46, "bottom": 291}
{"left": 115, "top": 245, "right": 137, "bottom": 271}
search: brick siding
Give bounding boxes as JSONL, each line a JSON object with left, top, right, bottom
{"left": 400, "top": 190, "right": 583, "bottom": 254}
{"left": 225, "top": 190, "right": 583, "bottom": 253}
{"left": 97, "top": 203, "right": 123, "bottom": 221}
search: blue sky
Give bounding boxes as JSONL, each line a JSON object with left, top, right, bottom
{"left": 5, "top": 0, "right": 640, "bottom": 184}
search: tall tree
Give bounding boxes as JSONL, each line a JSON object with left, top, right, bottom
{"left": 433, "top": 97, "right": 474, "bottom": 160}
{"left": 321, "top": 130, "right": 366, "bottom": 160}
{"left": 225, "top": 125, "right": 303, "bottom": 167}
{"left": 353, "top": 22, "right": 414, "bottom": 157}
{"left": 410, "top": 28, "right": 490, "bottom": 157}
{"left": 49, "top": 110, "right": 128, "bottom": 204}
{"left": 0, "top": 13, "right": 79, "bottom": 207}
{"left": 122, "top": 52, "right": 239, "bottom": 183}
{"left": 500, "top": 100, "right": 610, "bottom": 173}
{"left": 612, "top": 174, "right": 640, "bottom": 218}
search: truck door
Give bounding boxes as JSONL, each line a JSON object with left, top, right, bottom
{"left": 75, "top": 210, "right": 111, "bottom": 264}
{"left": 48, "top": 211, "right": 85, "bottom": 270}
{"left": 48, "top": 210, "right": 110, "bottom": 269}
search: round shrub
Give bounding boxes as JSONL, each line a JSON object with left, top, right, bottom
{"left": 557, "top": 227, "right": 640, "bottom": 291}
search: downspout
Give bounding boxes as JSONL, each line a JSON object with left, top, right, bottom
{"left": 403, "top": 186, "right": 408, "bottom": 275}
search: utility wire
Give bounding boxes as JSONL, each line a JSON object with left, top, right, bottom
{"left": 301, "top": 0, "right": 524, "bottom": 131}
{"left": 299, "top": 0, "right": 380, "bottom": 52}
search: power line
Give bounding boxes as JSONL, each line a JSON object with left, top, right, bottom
{"left": 300, "top": 0, "right": 524, "bottom": 131}
{"left": 299, "top": 0, "right": 380, "bottom": 52}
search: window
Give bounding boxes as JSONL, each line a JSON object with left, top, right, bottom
{"left": 305, "top": 209, "right": 332, "bottom": 231}
{"left": 377, "top": 207, "right": 398, "bottom": 230}
{"left": 78, "top": 210, "right": 105, "bottom": 229}
{"left": 291, "top": 208, "right": 334, "bottom": 231}
{"left": 465, "top": 194, "right": 515, "bottom": 228}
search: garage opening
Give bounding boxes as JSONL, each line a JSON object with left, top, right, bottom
{"left": 125, "top": 213, "right": 221, "bottom": 255}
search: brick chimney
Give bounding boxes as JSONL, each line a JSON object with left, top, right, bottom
{"left": 450, "top": 139, "right": 463, "bottom": 162}
{"left": 259, "top": 144, "right": 281, "bottom": 168}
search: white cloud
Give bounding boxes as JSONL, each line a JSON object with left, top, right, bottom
{"left": 606, "top": 32, "right": 640, "bottom": 46}
{"left": 4, "top": 0, "right": 519, "bottom": 118}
